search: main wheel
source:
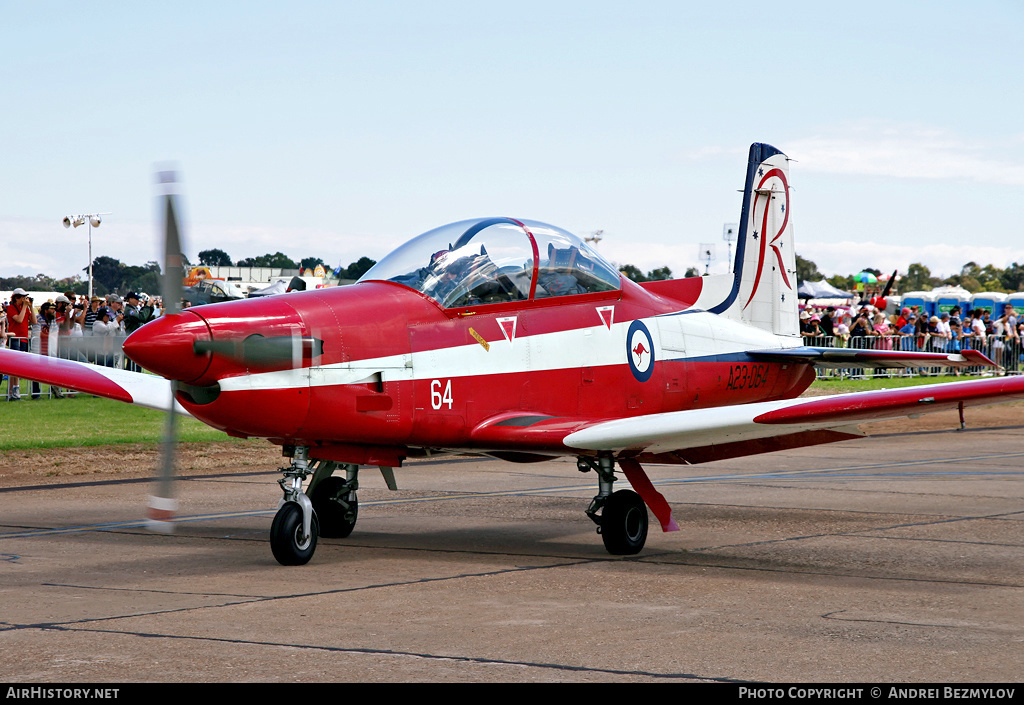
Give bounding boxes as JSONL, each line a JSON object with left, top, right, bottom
{"left": 310, "top": 476, "right": 358, "bottom": 538}
{"left": 270, "top": 502, "right": 319, "bottom": 566}
{"left": 600, "top": 490, "right": 648, "bottom": 555}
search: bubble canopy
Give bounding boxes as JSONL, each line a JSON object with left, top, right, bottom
{"left": 358, "top": 217, "right": 621, "bottom": 309}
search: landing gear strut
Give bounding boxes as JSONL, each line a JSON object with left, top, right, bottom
{"left": 579, "top": 456, "right": 649, "bottom": 555}
{"left": 270, "top": 448, "right": 362, "bottom": 565}
{"left": 268, "top": 450, "right": 398, "bottom": 565}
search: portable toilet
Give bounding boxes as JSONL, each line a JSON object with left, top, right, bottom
{"left": 970, "top": 292, "right": 1007, "bottom": 316}
{"left": 932, "top": 286, "right": 971, "bottom": 317}
{"left": 899, "top": 291, "right": 937, "bottom": 318}
{"left": 1006, "top": 294, "right": 1024, "bottom": 313}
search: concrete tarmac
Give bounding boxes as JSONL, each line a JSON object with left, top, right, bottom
{"left": 1, "top": 424, "right": 1022, "bottom": 683}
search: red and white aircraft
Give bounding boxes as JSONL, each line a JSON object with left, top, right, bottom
{"left": 5, "top": 143, "right": 1023, "bottom": 565}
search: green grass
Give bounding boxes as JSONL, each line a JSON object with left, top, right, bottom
{"left": 0, "top": 387, "right": 254, "bottom": 451}
{"left": 807, "top": 373, "right": 968, "bottom": 395}
{"left": 0, "top": 374, "right": 1004, "bottom": 451}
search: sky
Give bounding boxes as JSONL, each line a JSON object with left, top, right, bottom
{"left": 2, "top": 1, "right": 1023, "bottom": 284}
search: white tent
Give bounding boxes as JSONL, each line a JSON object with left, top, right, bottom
{"left": 797, "top": 280, "right": 853, "bottom": 299}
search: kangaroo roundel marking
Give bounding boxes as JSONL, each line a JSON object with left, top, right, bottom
{"left": 626, "top": 320, "right": 655, "bottom": 382}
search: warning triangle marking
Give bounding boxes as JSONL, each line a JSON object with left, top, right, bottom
{"left": 496, "top": 316, "right": 518, "bottom": 343}
{"left": 596, "top": 306, "right": 614, "bottom": 329}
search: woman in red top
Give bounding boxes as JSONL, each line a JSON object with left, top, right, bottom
{"left": 5, "top": 288, "right": 40, "bottom": 400}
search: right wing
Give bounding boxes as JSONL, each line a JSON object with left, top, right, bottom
{"left": 0, "top": 347, "right": 192, "bottom": 416}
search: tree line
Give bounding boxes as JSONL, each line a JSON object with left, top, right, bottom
{"left": 16, "top": 250, "right": 1018, "bottom": 298}
{"left": 1, "top": 252, "right": 379, "bottom": 297}
{"left": 796, "top": 255, "right": 1024, "bottom": 294}
{"left": 618, "top": 264, "right": 699, "bottom": 282}
{"left": 198, "top": 248, "right": 377, "bottom": 281}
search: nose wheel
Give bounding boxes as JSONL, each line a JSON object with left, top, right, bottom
{"left": 270, "top": 501, "right": 319, "bottom": 565}
{"left": 271, "top": 445, "right": 324, "bottom": 566}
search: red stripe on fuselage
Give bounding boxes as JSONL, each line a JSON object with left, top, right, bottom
{"left": 177, "top": 358, "right": 815, "bottom": 450}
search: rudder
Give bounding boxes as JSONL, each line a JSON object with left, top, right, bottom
{"left": 706, "top": 143, "right": 798, "bottom": 338}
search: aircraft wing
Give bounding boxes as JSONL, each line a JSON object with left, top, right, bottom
{"left": 0, "top": 348, "right": 191, "bottom": 416}
{"left": 472, "top": 376, "right": 1024, "bottom": 465}
{"left": 747, "top": 346, "right": 997, "bottom": 369}
{"left": 562, "top": 376, "right": 1024, "bottom": 462}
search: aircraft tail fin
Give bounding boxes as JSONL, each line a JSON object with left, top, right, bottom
{"left": 700, "top": 143, "right": 798, "bottom": 338}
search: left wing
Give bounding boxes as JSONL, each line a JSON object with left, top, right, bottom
{"left": 470, "top": 376, "right": 1024, "bottom": 465}
{"left": 563, "top": 376, "right": 1024, "bottom": 463}
{"left": 0, "top": 348, "right": 192, "bottom": 416}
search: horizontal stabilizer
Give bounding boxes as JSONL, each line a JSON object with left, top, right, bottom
{"left": 747, "top": 346, "right": 998, "bottom": 369}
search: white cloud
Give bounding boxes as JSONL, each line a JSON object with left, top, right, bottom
{"left": 788, "top": 122, "right": 1024, "bottom": 186}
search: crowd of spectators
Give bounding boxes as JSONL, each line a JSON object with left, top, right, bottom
{"left": 4, "top": 284, "right": 1022, "bottom": 401}
{"left": 2, "top": 288, "right": 161, "bottom": 400}
{"left": 800, "top": 301, "right": 1022, "bottom": 374}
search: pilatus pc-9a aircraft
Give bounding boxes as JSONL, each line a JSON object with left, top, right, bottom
{"left": 4, "top": 143, "right": 1023, "bottom": 565}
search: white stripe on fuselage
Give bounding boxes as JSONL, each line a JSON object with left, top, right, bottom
{"left": 216, "top": 312, "right": 793, "bottom": 393}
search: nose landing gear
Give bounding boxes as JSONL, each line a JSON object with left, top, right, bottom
{"left": 270, "top": 447, "right": 361, "bottom": 565}
{"left": 270, "top": 446, "right": 320, "bottom": 565}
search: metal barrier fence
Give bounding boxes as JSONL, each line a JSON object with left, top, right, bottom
{"left": 3, "top": 324, "right": 128, "bottom": 400}
{"left": 806, "top": 334, "right": 1022, "bottom": 379}
{"left": 5, "top": 327, "right": 1022, "bottom": 399}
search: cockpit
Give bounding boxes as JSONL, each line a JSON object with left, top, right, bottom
{"left": 357, "top": 217, "right": 621, "bottom": 309}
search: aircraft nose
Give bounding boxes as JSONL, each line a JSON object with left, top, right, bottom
{"left": 123, "top": 311, "right": 213, "bottom": 383}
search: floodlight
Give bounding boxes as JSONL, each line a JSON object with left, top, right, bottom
{"left": 62, "top": 212, "right": 110, "bottom": 299}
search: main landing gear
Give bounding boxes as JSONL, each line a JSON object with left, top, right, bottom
{"left": 270, "top": 446, "right": 361, "bottom": 566}
{"left": 579, "top": 456, "right": 650, "bottom": 555}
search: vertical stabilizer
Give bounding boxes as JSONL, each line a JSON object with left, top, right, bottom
{"left": 704, "top": 144, "right": 798, "bottom": 338}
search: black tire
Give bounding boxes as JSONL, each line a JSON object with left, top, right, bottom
{"left": 310, "top": 476, "right": 358, "bottom": 539}
{"left": 600, "top": 490, "right": 648, "bottom": 555}
{"left": 270, "top": 502, "right": 319, "bottom": 566}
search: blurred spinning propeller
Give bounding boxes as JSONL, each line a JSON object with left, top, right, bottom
{"left": 147, "top": 169, "right": 185, "bottom": 533}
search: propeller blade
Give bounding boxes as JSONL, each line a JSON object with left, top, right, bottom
{"left": 879, "top": 269, "right": 898, "bottom": 299}
{"left": 147, "top": 170, "right": 186, "bottom": 533}
{"left": 160, "top": 174, "right": 184, "bottom": 318}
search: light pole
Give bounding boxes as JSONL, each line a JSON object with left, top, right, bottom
{"left": 63, "top": 213, "right": 110, "bottom": 300}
